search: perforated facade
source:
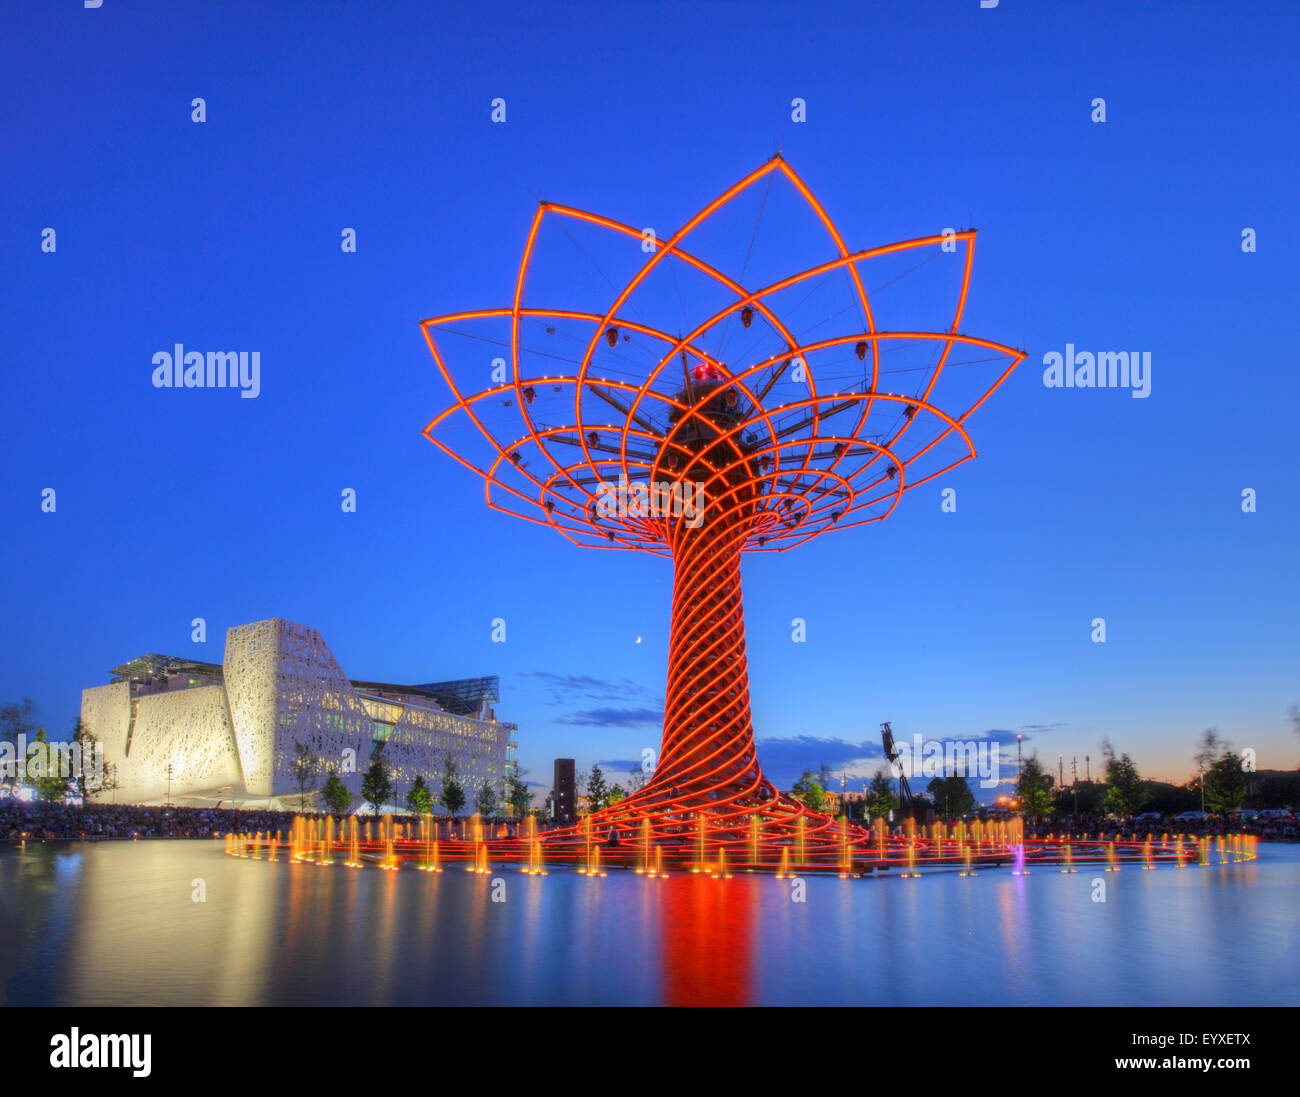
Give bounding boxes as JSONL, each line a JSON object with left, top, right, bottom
{"left": 79, "top": 618, "right": 516, "bottom": 810}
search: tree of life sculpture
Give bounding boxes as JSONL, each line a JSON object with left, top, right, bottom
{"left": 419, "top": 155, "right": 1026, "bottom": 869}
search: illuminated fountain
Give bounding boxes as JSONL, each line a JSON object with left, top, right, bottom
{"left": 900, "top": 839, "right": 919, "bottom": 880}
{"left": 346, "top": 817, "right": 362, "bottom": 868}
{"left": 637, "top": 818, "right": 652, "bottom": 874}
{"left": 960, "top": 841, "right": 976, "bottom": 878}
{"left": 578, "top": 815, "right": 593, "bottom": 876}
{"left": 317, "top": 817, "right": 335, "bottom": 866}
{"left": 229, "top": 814, "right": 1254, "bottom": 883}
{"left": 776, "top": 847, "right": 791, "bottom": 880}
{"left": 712, "top": 848, "right": 732, "bottom": 879}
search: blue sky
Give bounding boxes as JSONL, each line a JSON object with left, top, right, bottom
{"left": 1, "top": 1, "right": 1297, "bottom": 799}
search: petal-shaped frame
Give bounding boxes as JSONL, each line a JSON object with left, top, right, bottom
{"left": 421, "top": 155, "right": 1025, "bottom": 559}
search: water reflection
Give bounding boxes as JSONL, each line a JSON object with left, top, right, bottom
{"left": 0, "top": 842, "right": 1295, "bottom": 1006}
{"left": 660, "top": 876, "right": 752, "bottom": 1006}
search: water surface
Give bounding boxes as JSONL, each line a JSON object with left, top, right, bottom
{"left": 1, "top": 840, "right": 1295, "bottom": 1006}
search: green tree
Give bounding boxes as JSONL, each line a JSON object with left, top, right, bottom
{"left": 1, "top": 699, "right": 37, "bottom": 794}
{"left": 607, "top": 784, "right": 626, "bottom": 805}
{"left": 1054, "top": 778, "right": 1106, "bottom": 816}
{"left": 866, "top": 769, "right": 898, "bottom": 821}
{"left": 475, "top": 780, "right": 497, "bottom": 817}
{"left": 291, "top": 741, "right": 322, "bottom": 811}
{"left": 28, "top": 728, "right": 70, "bottom": 802}
{"left": 0, "top": 698, "right": 37, "bottom": 746}
{"left": 1017, "top": 754, "right": 1055, "bottom": 817}
{"left": 585, "top": 764, "right": 609, "bottom": 813}
{"left": 440, "top": 755, "right": 466, "bottom": 816}
{"left": 406, "top": 774, "right": 434, "bottom": 815}
{"left": 361, "top": 757, "right": 391, "bottom": 815}
{"left": 791, "top": 771, "right": 826, "bottom": 811}
{"left": 1204, "top": 751, "right": 1248, "bottom": 813}
{"left": 927, "top": 774, "right": 976, "bottom": 818}
{"left": 69, "top": 716, "right": 119, "bottom": 802}
{"left": 320, "top": 768, "right": 354, "bottom": 815}
{"left": 506, "top": 769, "right": 533, "bottom": 818}
{"left": 1194, "top": 728, "right": 1224, "bottom": 775}
{"left": 1102, "top": 743, "right": 1148, "bottom": 816}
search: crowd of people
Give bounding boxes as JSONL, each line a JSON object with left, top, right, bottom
{"left": 0, "top": 799, "right": 540, "bottom": 842}
{"left": 0, "top": 800, "right": 300, "bottom": 841}
{"left": 1020, "top": 811, "right": 1296, "bottom": 841}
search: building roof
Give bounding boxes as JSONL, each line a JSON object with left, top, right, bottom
{"left": 109, "top": 651, "right": 500, "bottom": 719}
{"left": 347, "top": 676, "right": 500, "bottom": 716}
{"left": 109, "top": 653, "right": 225, "bottom": 684}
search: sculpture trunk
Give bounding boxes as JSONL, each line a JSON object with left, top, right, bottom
{"left": 654, "top": 514, "right": 761, "bottom": 801}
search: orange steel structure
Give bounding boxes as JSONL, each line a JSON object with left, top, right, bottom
{"left": 414, "top": 156, "right": 1029, "bottom": 870}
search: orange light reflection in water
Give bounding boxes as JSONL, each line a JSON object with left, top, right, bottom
{"left": 660, "top": 876, "right": 753, "bottom": 1007}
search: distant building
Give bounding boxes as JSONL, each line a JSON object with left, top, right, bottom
{"left": 785, "top": 784, "right": 862, "bottom": 815}
{"left": 80, "top": 618, "right": 517, "bottom": 810}
{"left": 553, "top": 758, "right": 576, "bottom": 823}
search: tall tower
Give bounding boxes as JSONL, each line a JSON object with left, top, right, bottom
{"left": 553, "top": 758, "right": 575, "bottom": 823}
{"left": 421, "top": 157, "right": 1023, "bottom": 861}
